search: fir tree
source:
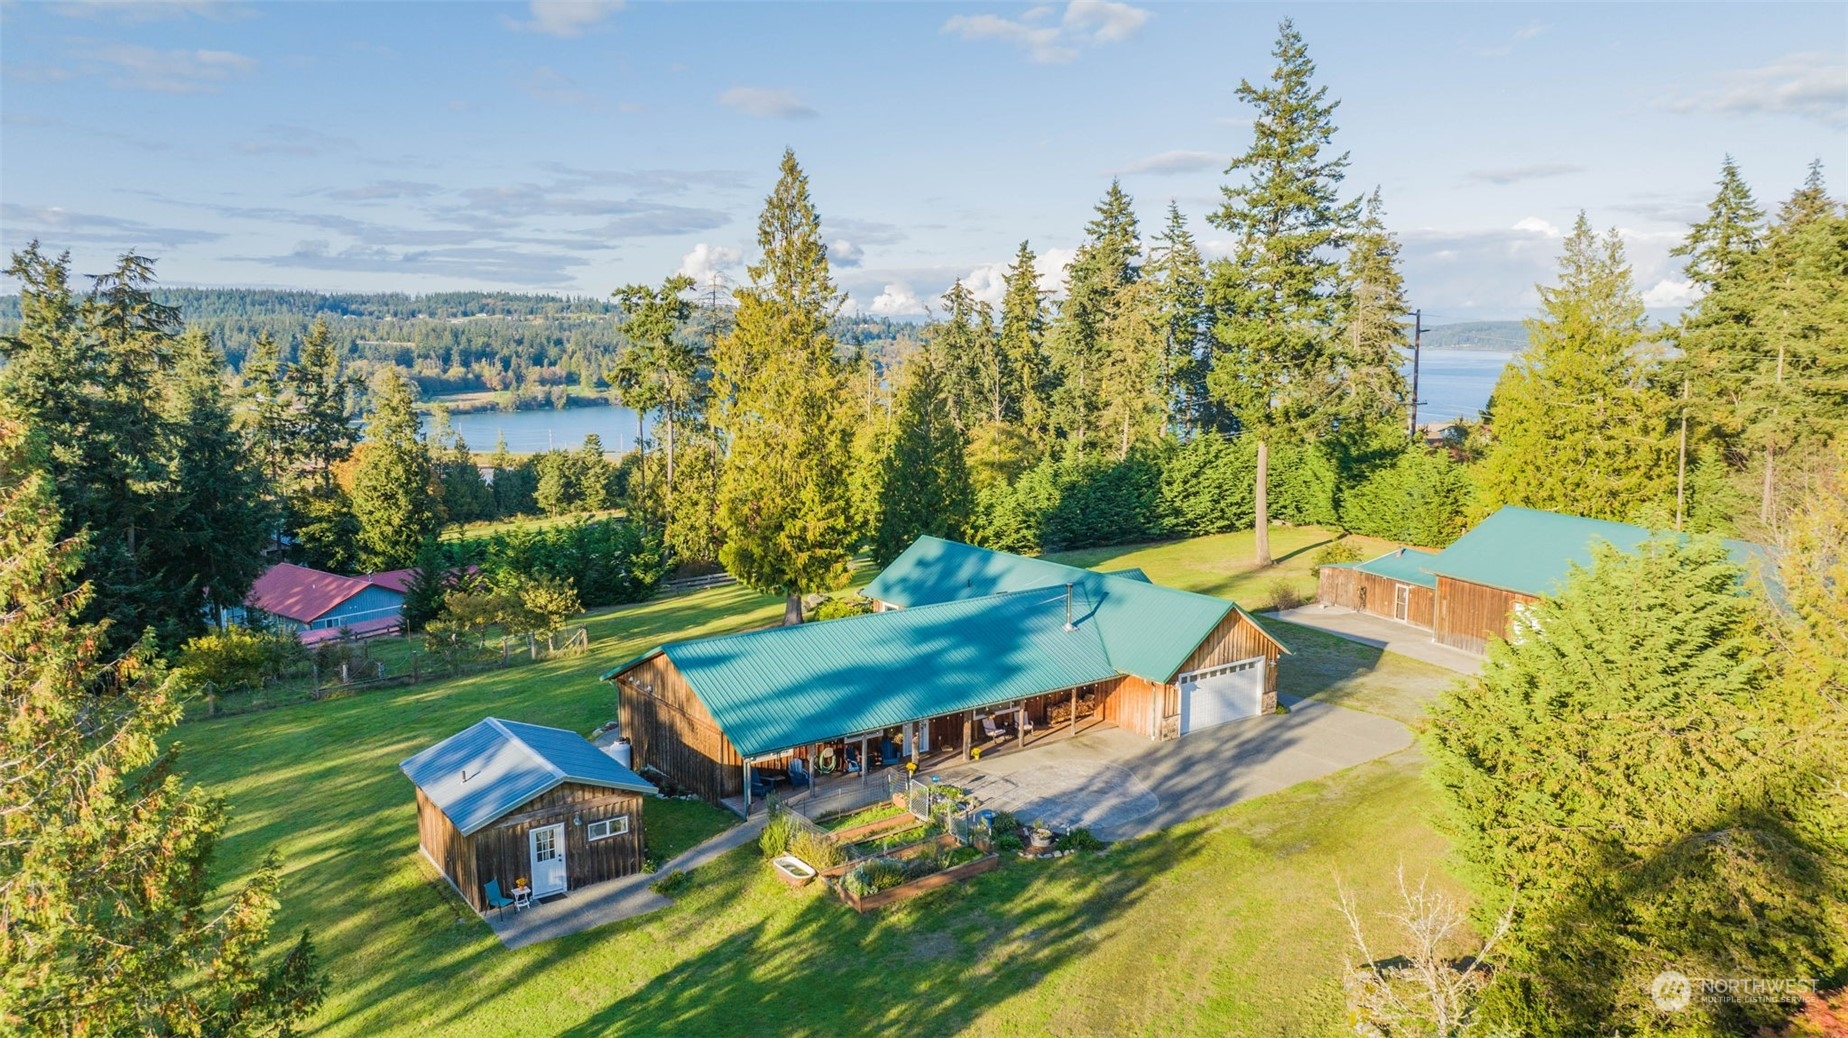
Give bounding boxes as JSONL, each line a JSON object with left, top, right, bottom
{"left": 612, "top": 273, "right": 698, "bottom": 511}
{"left": 714, "top": 150, "right": 855, "bottom": 624}
{"left": 1146, "top": 202, "right": 1210, "bottom": 431}
{"left": 1672, "top": 155, "right": 1766, "bottom": 291}
{"left": 430, "top": 408, "right": 493, "bottom": 529}
{"left": 350, "top": 369, "right": 438, "bottom": 571}
{"left": 997, "top": 240, "right": 1051, "bottom": 446}
{"left": 286, "top": 318, "right": 359, "bottom": 494}
{"left": 1049, "top": 182, "right": 1142, "bottom": 458}
{"left": 1480, "top": 214, "right": 1675, "bottom": 522}
{"left": 1339, "top": 189, "right": 1412, "bottom": 433}
{"left": 0, "top": 417, "right": 327, "bottom": 1033}
{"left": 874, "top": 349, "right": 974, "bottom": 564}
{"left": 1207, "top": 20, "right": 1361, "bottom": 564}
{"left": 164, "top": 329, "right": 273, "bottom": 621}
{"left": 1426, "top": 537, "right": 1845, "bottom": 1035}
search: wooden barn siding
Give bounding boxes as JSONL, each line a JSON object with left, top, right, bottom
{"left": 618, "top": 654, "right": 743, "bottom": 801}
{"left": 1433, "top": 576, "right": 1536, "bottom": 655}
{"left": 469, "top": 784, "right": 646, "bottom": 905}
{"left": 1317, "top": 568, "right": 1435, "bottom": 630}
{"left": 416, "top": 788, "right": 480, "bottom": 910}
{"left": 1174, "top": 611, "right": 1283, "bottom": 697}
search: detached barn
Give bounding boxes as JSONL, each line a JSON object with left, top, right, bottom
{"left": 401, "top": 718, "right": 656, "bottom": 912}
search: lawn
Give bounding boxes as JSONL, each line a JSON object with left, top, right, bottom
{"left": 1045, "top": 526, "right": 1403, "bottom": 609}
{"left": 176, "top": 530, "right": 1458, "bottom": 1037}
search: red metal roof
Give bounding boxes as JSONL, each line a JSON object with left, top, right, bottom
{"left": 363, "top": 568, "right": 419, "bottom": 594}
{"left": 245, "top": 563, "right": 376, "bottom": 623}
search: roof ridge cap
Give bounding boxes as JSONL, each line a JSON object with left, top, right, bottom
{"left": 487, "top": 718, "right": 566, "bottom": 782}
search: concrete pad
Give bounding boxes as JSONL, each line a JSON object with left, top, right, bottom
{"left": 938, "top": 698, "right": 1412, "bottom": 842}
{"left": 1271, "top": 605, "right": 1483, "bottom": 676}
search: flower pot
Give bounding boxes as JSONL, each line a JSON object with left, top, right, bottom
{"left": 1028, "top": 829, "right": 1054, "bottom": 852}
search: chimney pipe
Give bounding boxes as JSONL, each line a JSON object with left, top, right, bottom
{"left": 1063, "top": 583, "right": 1075, "bottom": 631}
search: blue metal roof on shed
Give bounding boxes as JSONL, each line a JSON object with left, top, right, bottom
{"left": 1327, "top": 547, "right": 1439, "bottom": 588}
{"left": 400, "top": 718, "right": 656, "bottom": 837}
{"left": 1424, "top": 506, "right": 1764, "bottom": 596}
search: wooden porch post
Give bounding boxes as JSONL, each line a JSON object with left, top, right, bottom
{"left": 962, "top": 711, "right": 973, "bottom": 761}
{"left": 742, "top": 761, "right": 752, "bottom": 815}
{"left": 859, "top": 735, "right": 869, "bottom": 786}
{"left": 1071, "top": 687, "right": 1079, "bottom": 732}
{"left": 1016, "top": 701, "right": 1025, "bottom": 749}
{"left": 908, "top": 721, "right": 919, "bottom": 765}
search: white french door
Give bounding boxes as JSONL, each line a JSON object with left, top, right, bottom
{"left": 529, "top": 823, "right": 567, "bottom": 896}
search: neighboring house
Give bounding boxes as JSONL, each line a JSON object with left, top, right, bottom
{"left": 401, "top": 717, "right": 656, "bottom": 913}
{"left": 1318, "top": 506, "right": 1766, "bottom": 654}
{"left": 601, "top": 537, "right": 1288, "bottom": 806}
{"left": 231, "top": 562, "right": 415, "bottom": 645}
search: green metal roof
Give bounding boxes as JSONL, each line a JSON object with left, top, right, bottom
{"left": 1424, "top": 506, "right": 1764, "bottom": 596}
{"left": 612, "top": 588, "right": 1122, "bottom": 758}
{"left": 603, "top": 538, "right": 1289, "bottom": 758}
{"left": 1328, "top": 547, "right": 1438, "bottom": 589}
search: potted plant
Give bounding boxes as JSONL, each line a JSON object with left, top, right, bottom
{"left": 1028, "top": 822, "right": 1054, "bottom": 853}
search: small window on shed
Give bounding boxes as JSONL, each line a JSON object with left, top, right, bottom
{"left": 586, "top": 816, "right": 629, "bottom": 842}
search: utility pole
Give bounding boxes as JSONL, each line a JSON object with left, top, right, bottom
{"left": 1407, "top": 308, "right": 1424, "bottom": 440}
{"left": 1675, "top": 375, "right": 1689, "bottom": 531}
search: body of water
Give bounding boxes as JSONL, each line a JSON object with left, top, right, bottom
{"left": 424, "top": 403, "right": 645, "bottom": 455}
{"left": 1406, "top": 348, "right": 1515, "bottom": 425}
{"left": 419, "top": 349, "right": 1516, "bottom": 454}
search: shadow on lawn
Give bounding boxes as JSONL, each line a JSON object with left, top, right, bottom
{"left": 560, "top": 826, "right": 1213, "bottom": 1037}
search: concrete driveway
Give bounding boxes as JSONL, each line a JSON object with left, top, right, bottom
{"left": 937, "top": 696, "right": 1412, "bottom": 842}
{"left": 1271, "top": 605, "right": 1483, "bottom": 676}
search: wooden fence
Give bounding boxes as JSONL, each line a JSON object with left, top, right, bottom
{"left": 656, "top": 571, "right": 738, "bottom": 596}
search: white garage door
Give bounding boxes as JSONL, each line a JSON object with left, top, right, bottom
{"left": 1178, "top": 657, "right": 1266, "bottom": 735}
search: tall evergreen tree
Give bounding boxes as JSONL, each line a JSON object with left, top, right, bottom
{"left": 1480, "top": 214, "right": 1675, "bottom": 522}
{"left": 350, "top": 369, "right": 438, "bottom": 571}
{"left": 0, "top": 416, "right": 327, "bottom": 1033}
{"left": 997, "top": 241, "right": 1051, "bottom": 447}
{"left": 429, "top": 408, "right": 493, "bottom": 529}
{"left": 873, "top": 349, "right": 974, "bottom": 564}
{"left": 286, "top": 318, "right": 358, "bottom": 494}
{"left": 714, "top": 150, "right": 855, "bottom": 624}
{"left": 611, "top": 273, "right": 698, "bottom": 511}
{"left": 1339, "top": 188, "right": 1413, "bottom": 433}
{"left": 1672, "top": 155, "right": 1766, "bottom": 292}
{"left": 1147, "top": 202, "right": 1211, "bottom": 431}
{"left": 164, "top": 330, "right": 273, "bottom": 622}
{"left": 1049, "top": 181, "right": 1141, "bottom": 458}
{"left": 1206, "top": 20, "right": 1361, "bottom": 564}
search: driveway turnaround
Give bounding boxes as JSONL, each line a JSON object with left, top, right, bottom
{"left": 1270, "top": 605, "right": 1483, "bottom": 676}
{"left": 939, "top": 695, "right": 1413, "bottom": 842}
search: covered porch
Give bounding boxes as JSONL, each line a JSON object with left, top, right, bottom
{"left": 721, "top": 679, "right": 1118, "bottom": 819}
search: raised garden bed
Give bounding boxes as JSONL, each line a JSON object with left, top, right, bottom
{"left": 819, "top": 831, "right": 958, "bottom": 879}
{"left": 828, "top": 811, "right": 924, "bottom": 845}
{"left": 817, "top": 802, "right": 909, "bottom": 834}
{"left": 832, "top": 851, "right": 1001, "bottom": 913}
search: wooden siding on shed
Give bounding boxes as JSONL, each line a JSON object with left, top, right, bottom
{"left": 417, "top": 782, "right": 645, "bottom": 913}
{"left": 1318, "top": 568, "right": 1435, "bottom": 629}
{"left": 1171, "top": 610, "right": 1282, "bottom": 697}
{"left": 618, "top": 653, "right": 743, "bottom": 801}
{"left": 415, "top": 787, "right": 477, "bottom": 909}
{"left": 1432, "top": 576, "right": 1536, "bottom": 655}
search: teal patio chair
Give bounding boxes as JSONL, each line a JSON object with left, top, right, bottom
{"left": 483, "top": 879, "right": 516, "bottom": 919}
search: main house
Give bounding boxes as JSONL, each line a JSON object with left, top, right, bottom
{"left": 1318, "top": 505, "right": 1765, "bottom": 654}
{"left": 231, "top": 562, "right": 415, "bottom": 645}
{"left": 601, "top": 537, "right": 1289, "bottom": 806}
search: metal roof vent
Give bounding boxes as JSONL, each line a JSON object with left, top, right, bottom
{"left": 1063, "top": 582, "right": 1076, "bottom": 631}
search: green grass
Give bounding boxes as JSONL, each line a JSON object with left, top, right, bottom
{"left": 441, "top": 509, "right": 627, "bottom": 543}
{"left": 1045, "top": 526, "right": 1403, "bottom": 609}
{"left": 641, "top": 799, "right": 736, "bottom": 862}
{"left": 175, "top": 533, "right": 1458, "bottom": 1037}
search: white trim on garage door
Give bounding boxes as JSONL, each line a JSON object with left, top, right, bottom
{"left": 1177, "top": 656, "right": 1266, "bottom": 735}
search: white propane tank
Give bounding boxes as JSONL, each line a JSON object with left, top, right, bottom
{"left": 608, "top": 737, "right": 633, "bottom": 770}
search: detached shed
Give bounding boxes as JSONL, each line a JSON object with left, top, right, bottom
{"left": 1318, "top": 547, "right": 1438, "bottom": 628}
{"left": 401, "top": 717, "right": 656, "bottom": 913}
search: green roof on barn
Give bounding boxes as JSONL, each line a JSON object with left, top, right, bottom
{"left": 400, "top": 717, "right": 656, "bottom": 837}
{"left": 603, "top": 539, "right": 1286, "bottom": 758}
{"left": 1424, "top": 506, "right": 1765, "bottom": 596}
{"left": 1326, "top": 547, "right": 1439, "bottom": 589}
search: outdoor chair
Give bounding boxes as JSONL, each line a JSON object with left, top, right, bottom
{"left": 981, "top": 714, "right": 1011, "bottom": 741}
{"left": 788, "top": 757, "right": 812, "bottom": 789}
{"left": 483, "top": 880, "right": 516, "bottom": 920}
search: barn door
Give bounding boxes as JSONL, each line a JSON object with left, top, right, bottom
{"left": 529, "top": 823, "right": 567, "bottom": 896}
{"left": 1393, "top": 584, "right": 1411, "bottom": 622}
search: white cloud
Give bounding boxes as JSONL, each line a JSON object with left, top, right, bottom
{"left": 87, "top": 44, "right": 256, "bottom": 93}
{"left": 507, "top": 0, "right": 623, "bottom": 38}
{"left": 943, "top": 0, "right": 1150, "bottom": 64}
{"left": 1110, "top": 150, "right": 1222, "bottom": 176}
{"left": 830, "top": 239, "right": 864, "bottom": 267}
{"left": 869, "top": 282, "right": 926, "bottom": 316}
{"left": 1511, "top": 216, "right": 1561, "bottom": 237}
{"left": 1466, "top": 163, "right": 1584, "bottom": 186}
{"left": 1642, "top": 278, "right": 1699, "bottom": 308}
{"left": 1037, "top": 247, "right": 1078, "bottom": 294}
{"left": 963, "top": 261, "right": 1010, "bottom": 306}
{"left": 51, "top": 1, "right": 244, "bottom": 22}
{"left": 718, "top": 86, "right": 817, "bottom": 119}
{"left": 1661, "top": 51, "right": 1848, "bottom": 128}
{"left": 676, "top": 243, "right": 742, "bottom": 285}
{"left": 523, "top": 65, "right": 595, "bottom": 107}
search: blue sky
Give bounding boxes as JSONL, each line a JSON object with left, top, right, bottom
{"left": 2, "top": 1, "right": 1843, "bottom": 321}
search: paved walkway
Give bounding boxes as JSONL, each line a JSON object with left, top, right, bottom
{"left": 937, "top": 694, "right": 1412, "bottom": 842}
{"left": 486, "top": 812, "right": 765, "bottom": 950}
{"left": 1271, "top": 605, "right": 1483, "bottom": 675}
